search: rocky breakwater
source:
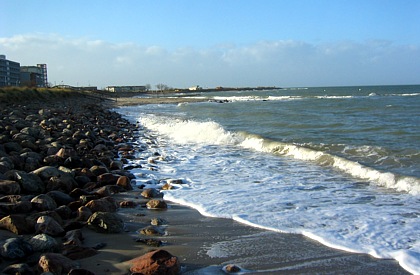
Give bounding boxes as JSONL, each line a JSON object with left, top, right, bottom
{"left": 0, "top": 98, "right": 180, "bottom": 275}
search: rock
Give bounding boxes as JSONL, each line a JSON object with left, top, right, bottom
{"left": 47, "top": 190, "right": 75, "bottom": 206}
{"left": 224, "top": 264, "right": 241, "bottom": 273}
{"left": 129, "top": 249, "right": 180, "bottom": 275}
{"left": 76, "top": 206, "right": 92, "bottom": 222}
{"left": 45, "top": 173, "right": 78, "bottom": 193}
{"left": 56, "top": 147, "right": 78, "bottom": 159}
{"left": 109, "top": 160, "right": 123, "bottom": 170}
{"left": 0, "top": 237, "right": 33, "bottom": 259}
{"left": 27, "top": 211, "right": 63, "bottom": 229}
{"left": 8, "top": 170, "right": 45, "bottom": 194}
{"left": 85, "top": 197, "right": 118, "bottom": 213}
{"left": 55, "top": 205, "right": 73, "bottom": 220}
{"left": 28, "top": 233, "right": 60, "bottom": 252}
{"left": 31, "top": 166, "right": 61, "bottom": 180}
{"left": 0, "top": 214, "right": 34, "bottom": 234}
{"left": 35, "top": 215, "right": 65, "bottom": 236}
{"left": 31, "top": 194, "right": 57, "bottom": 211}
{"left": 119, "top": 200, "right": 136, "bottom": 208}
{"left": 135, "top": 238, "right": 163, "bottom": 247}
{"left": 140, "top": 225, "right": 165, "bottom": 236}
{"left": 141, "top": 188, "right": 162, "bottom": 199}
{"left": 97, "top": 172, "right": 120, "bottom": 186}
{"left": 151, "top": 218, "right": 167, "bottom": 226}
{"left": 89, "top": 165, "right": 109, "bottom": 176}
{"left": 146, "top": 199, "right": 168, "bottom": 209}
{"left": 116, "top": 175, "right": 133, "bottom": 190}
{"left": 1, "top": 263, "right": 35, "bottom": 275}
{"left": 0, "top": 180, "right": 21, "bottom": 195}
{"left": 0, "top": 200, "right": 32, "bottom": 213}
{"left": 63, "top": 229, "right": 84, "bottom": 246}
{"left": 38, "top": 253, "right": 79, "bottom": 274}
{"left": 87, "top": 211, "right": 124, "bottom": 233}
{"left": 162, "top": 183, "right": 174, "bottom": 190}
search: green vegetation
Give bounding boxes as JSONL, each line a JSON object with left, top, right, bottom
{"left": 0, "top": 87, "right": 93, "bottom": 104}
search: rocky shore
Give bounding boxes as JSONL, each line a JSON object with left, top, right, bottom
{"left": 0, "top": 91, "right": 184, "bottom": 274}
{"left": 0, "top": 90, "right": 409, "bottom": 275}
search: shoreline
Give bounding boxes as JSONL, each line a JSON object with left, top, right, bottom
{"left": 0, "top": 90, "right": 410, "bottom": 274}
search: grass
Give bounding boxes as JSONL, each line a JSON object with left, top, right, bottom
{"left": 0, "top": 87, "right": 99, "bottom": 104}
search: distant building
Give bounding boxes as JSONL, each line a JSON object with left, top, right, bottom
{"left": 188, "top": 85, "right": 202, "bottom": 91}
{"left": 0, "top": 55, "right": 21, "bottom": 87}
{"left": 105, "top": 86, "right": 147, "bottom": 93}
{"left": 20, "top": 64, "right": 48, "bottom": 87}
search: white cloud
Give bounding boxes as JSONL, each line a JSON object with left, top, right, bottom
{"left": 1, "top": 34, "right": 419, "bottom": 88}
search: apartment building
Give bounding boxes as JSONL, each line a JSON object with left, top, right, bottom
{"left": 0, "top": 55, "right": 21, "bottom": 87}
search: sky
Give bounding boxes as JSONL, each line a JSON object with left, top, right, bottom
{"left": 1, "top": 0, "right": 419, "bottom": 88}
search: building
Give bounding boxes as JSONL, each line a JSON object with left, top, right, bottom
{"left": 188, "top": 85, "right": 202, "bottom": 91}
{"left": 0, "top": 55, "right": 21, "bottom": 87}
{"left": 105, "top": 86, "right": 147, "bottom": 93}
{"left": 20, "top": 64, "right": 48, "bottom": 87}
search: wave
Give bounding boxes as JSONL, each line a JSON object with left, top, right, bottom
{"left": 140, "top": 115, "right": 420, "bottom": 195}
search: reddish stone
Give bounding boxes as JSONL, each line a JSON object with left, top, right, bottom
{"left": 129, "top": 249, "right": 180, "bottom": 275}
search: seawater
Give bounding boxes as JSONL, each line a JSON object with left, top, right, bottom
{"left": 118, "top": 85, "right": 420, "bottom": 274}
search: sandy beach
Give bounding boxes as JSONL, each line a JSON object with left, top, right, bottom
{"left": 0, "top": 90, "right": 410, "bottom": 274}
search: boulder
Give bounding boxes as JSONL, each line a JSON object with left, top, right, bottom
{"left": 0, "top": 237, "right": 33, "bottom": 259}
{"left": 28, "top": 233, "right": 60, "bottom": 252}
{"left": 1, "top": 263, "right": 35, "bottom": 275}
{"left": 47, "top": 190, "right": 75, "bottom": 206}
{"left": 140, "top": 225, "right": 165, "bottom": 236}
{"left": 76, "top": 206, "right": 92, "bottom": 222}
{"left": 9, "top": 170, "right": 45, "bottom": 194}
{"left": 38, "top": 253, "right": 79, "bottom": 274}
{"left": 55, "top": 205, "right": 73, "bottom": 220}
{"left": 116, "top": 175, "right": 133, "bottom": 190}
{"left": 141, "top": 188, "right": 161, "bottom": 199}
{"left": 97, "top": 172, "right": 120, "bottom": 186}
{"left": 146, "top": 199, "right": 168, "bottom": 209}
{"left": 35, "top": 215, "right": 65, "bottom": 236}
{"left": 0, "top": 214, "right": 34, "bottom": 234}
{"left": 129, "top": 249, "right": 180, "bottom": 275}
{"left": 0, "top": 180, "right": 21, "bottom": 195}
{"left": 85, "top": 197, "right": 118, "bottom": 213}
{"left": 87, "top": 211, "right": 124, "bottom": 233}
{"left": 0, "top": 200, "right": 32, "bottom": 213}
{"left": 31, "top": 166, "right": 61, "bottom": 180}
{"left": 31, "top": 194, "right": 57, "bottom": 211}
{"left": 63, "top": 229, "right": 84, "bottom": 246}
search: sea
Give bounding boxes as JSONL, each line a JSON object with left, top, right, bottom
{"left": 117, "top": 85, "right": 420, "bottom": 274}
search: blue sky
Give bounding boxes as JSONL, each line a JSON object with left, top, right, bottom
{"left": 1, "top": 0, "right": 419, "bottom": 88}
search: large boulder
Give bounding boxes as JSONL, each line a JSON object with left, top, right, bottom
{"left": 87, "top": 211, "right": 124, "bottom": 233}
{"left": 129, "top": 249, "right": 180, "bottom": 275}
{"left": 28, "top": 233, "right": 60, "bottom": 252}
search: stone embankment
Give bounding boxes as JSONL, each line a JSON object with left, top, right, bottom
{"left": 0, "top": 94, "right": 180, "bottom": 274}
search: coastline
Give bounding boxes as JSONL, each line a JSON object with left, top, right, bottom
{"left": 0, "top": 90, "right": 409, "bottom": 274}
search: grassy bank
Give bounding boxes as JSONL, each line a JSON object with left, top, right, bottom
{"left": 0, "top": 87, "right": 104, "bottom": 104}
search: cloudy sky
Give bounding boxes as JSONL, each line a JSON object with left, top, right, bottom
{"left": 1, "top": 0, "right": 419, "bottom": 88}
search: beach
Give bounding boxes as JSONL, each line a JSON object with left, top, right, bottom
{"left": 0, "top": 89, "right": 410, "bottom": 274}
